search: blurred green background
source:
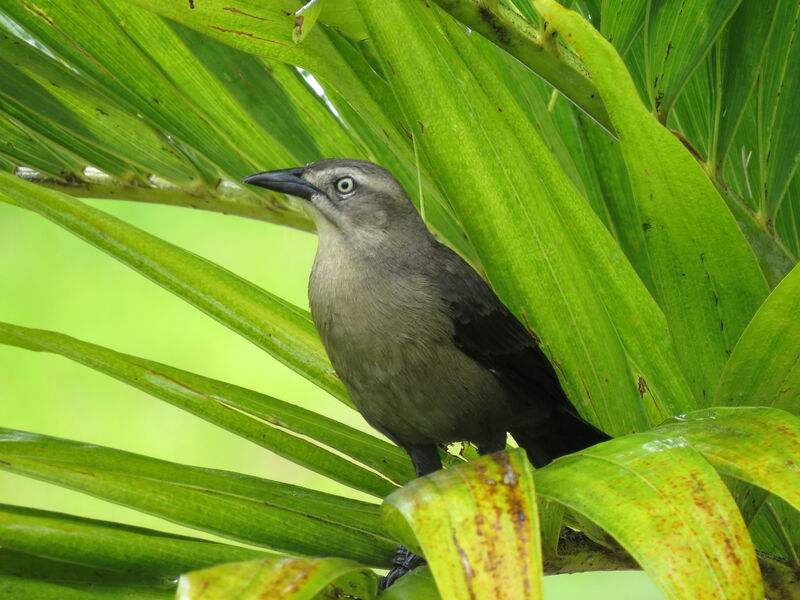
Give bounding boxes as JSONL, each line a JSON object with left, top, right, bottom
{"left": 0, "top": 198, "right": 662, "bottom": 598}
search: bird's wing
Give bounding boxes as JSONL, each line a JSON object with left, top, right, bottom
{"left": 430, "top": 245, "right": 573, "bottom": 410}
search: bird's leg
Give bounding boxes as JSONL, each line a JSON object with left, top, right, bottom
{"left": 377, "top": 544, "right": 427, "bottom": 592}
{"left": 378, "top": 444, "right": 441, "bottom": 593}
{"left": 407, "top": 444, "right": 443, "bottom": 477}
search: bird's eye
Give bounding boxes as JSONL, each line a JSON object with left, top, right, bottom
{"left": 335, "top": 176, "right": 355, "bottom": 195}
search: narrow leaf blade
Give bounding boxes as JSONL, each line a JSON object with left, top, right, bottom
{"left": 0, "top": 429, "right": 394, "bottom": 566}
{"left": 359, "top": 0, "right": 696, "bottom": 437}
{"left": 382, "top": 450, "right": 543, "bottom": 600}
{"left": 0, "top": 504, "right": 266, "bottom": 578}
{"left": 715, "top": 263, "right": 800, "bottom": 414}
{"left": 0, "top": 171, "right": 348, "bottom": 404}
{"left": 0, "top": 321, "right": 412, "bottom": 495}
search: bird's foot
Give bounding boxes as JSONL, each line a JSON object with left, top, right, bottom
{"left": 377, "top": 545, "right": 426, "bottom": 593}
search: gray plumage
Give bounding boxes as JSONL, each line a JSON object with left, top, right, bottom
{"left": 243, "top": 159, "right": 609, "bottom": 478}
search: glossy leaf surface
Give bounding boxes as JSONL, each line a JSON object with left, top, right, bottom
{"left": 0, "top": 429, "right": 394, "bottom": 566}
{"left": 383, "top": 450, "right": 543, "bottom": 600}
{"left": 535, "top": 434, "right": 762, "bottom": 599}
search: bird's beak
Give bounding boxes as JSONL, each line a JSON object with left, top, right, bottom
{"left": 241, "top": 168, "right": 319, "bottom": 201}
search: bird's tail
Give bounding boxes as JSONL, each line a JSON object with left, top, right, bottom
{"left": 509, "top": 411, "right": 610, "bottom": 468}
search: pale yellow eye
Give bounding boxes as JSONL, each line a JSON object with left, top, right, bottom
{"left": 335, "top": 176, "right": 355, "bottom": 195}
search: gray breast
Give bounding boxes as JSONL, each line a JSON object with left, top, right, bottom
{"left": 308, "top": 248, "right": 515, "bottom": 447}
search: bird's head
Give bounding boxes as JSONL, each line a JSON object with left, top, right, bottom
{"left": 242, "top": 159, "right": 428, "bottom": 247}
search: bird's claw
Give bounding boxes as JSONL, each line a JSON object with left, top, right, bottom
{"left": 377, "top": 545, "right": 426, "bottom": 593}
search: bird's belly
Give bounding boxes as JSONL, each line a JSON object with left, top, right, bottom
{"left": 309, "top": 262, "right": 520, "bottom": 447}
{"left": 326, "top": 323, "right": 517, "bottom": 446}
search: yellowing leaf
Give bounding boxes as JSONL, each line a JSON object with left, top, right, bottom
{"left": 382, "top": 450, "right": 543, "bottom": 600}
{"left": 178, "top": 557, "right": 376, "bottom": 600}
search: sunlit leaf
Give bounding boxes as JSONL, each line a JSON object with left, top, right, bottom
{"left": 293, "top": 0, "right": 322, "bottom": 44}
{"left": 429, "top": 0, "right": 613, "bottom": 133}
{"left": 359, "top": 0, "right": 696, "bottom": 437}
{"left": 534, "top": 0, "right": 769, "bottom": 403}
{"left": 657, "top": 407, "right": 800, "bottom": 567}
{"left": 535, "top": 434, "right": 763, "bottom": 600}
{"left": 657, "top": 407, "right": 800, "bottom": 514}
{"left": 379, "top": 566, "right": 440, "bottom": 600}
{"left": 122, "top": 0, "right": 479, "bottom": 263}
{"left": 177, "top": 557, "right": 376, "bottom": 600}
{"left": 383, "top": 450, "right": 543, "bottom": 600}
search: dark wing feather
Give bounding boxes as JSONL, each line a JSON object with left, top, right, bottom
{"left": 430, "top": 244, "right": 575, "bottom": 414}
{"left": 429, "top": 245, "right": 610, "bottom": 465}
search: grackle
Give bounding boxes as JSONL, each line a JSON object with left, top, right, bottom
{"left": 243, "top": 159, "right": 609, "bottom": 589}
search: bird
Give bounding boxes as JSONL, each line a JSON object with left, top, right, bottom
{"left": 243, "top": 159, "right": 610, "bottom": 587}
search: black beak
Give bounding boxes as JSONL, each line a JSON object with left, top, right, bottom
{"left": 241, "top": 168, "right": 319, "bottom": 201}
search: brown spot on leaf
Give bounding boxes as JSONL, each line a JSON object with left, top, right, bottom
{"left": 547, "top": 346, "right": 567, "bottom": 381}
{"left": 637, "top": 375, "right": 648, "bottom": 398}
{"left": 397, "top": 120, "right": 412, "bottom": 140}
{"left": 222, "top": 7, "right": 274, "bottom": 21}
{"left": 207, "top": 26, "right": 289, "bottom": 46}
{"left": 294, "top": 14, "right": 305, "bottom": 37}
{"left": 519, "top": 312, "right": 541, "bottom": 344}
{"left": 577, "top": 371, "right": 591, "bottom": 400}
